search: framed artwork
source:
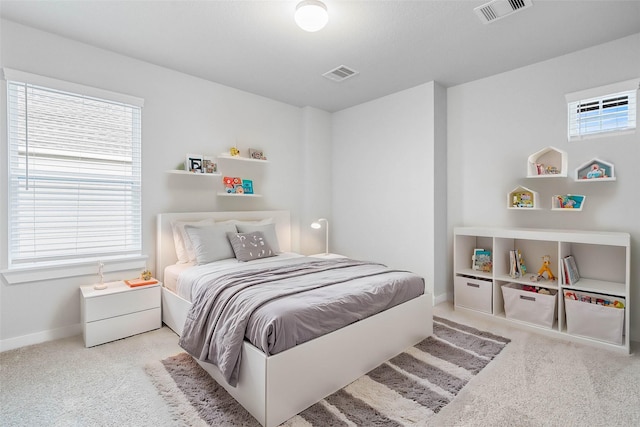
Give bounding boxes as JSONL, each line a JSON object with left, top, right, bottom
{"left": 185, "top": 153, "right": 203, "bottom": 173}
{"left": 248, "top": 148, "right": 265, "bottom": 160}
{"left": 203, "top": 156, "right": 217, "bottom": 174}
{"left": 242, "top": 179, "right": 254, "bottom": 194}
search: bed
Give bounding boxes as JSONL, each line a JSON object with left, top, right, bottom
{"left": 157, "top": 210, "right": 433, "bottom": 427}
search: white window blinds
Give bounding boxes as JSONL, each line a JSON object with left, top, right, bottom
{"left": 6, "top": 72, "right": 143, "bottom": 267}
{"left": 566, "top": 79, "right": 638, "bottom": 141}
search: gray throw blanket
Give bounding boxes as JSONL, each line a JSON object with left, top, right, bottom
{"left": 179, "top": 258, "right": 423, "bottom": 387}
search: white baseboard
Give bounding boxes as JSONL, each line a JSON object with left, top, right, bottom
{"left": 433, "top": 292, "right": 451, "bottom": 306}
{"left": 0, "top": 324, "right": 81, "bottom": 353}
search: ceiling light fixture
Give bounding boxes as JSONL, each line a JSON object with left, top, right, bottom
{"left": 295, "top": 0, "right": 329, "bottom": 32}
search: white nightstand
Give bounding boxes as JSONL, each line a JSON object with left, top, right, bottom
{"left": 80, "top": 281, "right": 161, "bottom": 347}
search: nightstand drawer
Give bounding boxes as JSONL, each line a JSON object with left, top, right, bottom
{"left": 84, "top": 286, "right": 160, "bottom": 322}
{"left": 84, "top": 307, "right": 161, "bottom": 347}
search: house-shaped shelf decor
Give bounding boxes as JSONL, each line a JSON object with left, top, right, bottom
{"left": 508, "top": 185, "right": 540, "bottom": 209}
{"left": 575, "top": 158, "right": 616, "bottom": 182}
{"left": 527, "top": 146, "right": 568, "bottom": 178}
{"left": 552, "top": 194, "right": 586, "bottom": 211}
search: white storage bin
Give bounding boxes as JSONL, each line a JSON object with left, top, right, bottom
{"left": 454, "top": 276, "right": 492, "bottom": 314}
{"left": 564, "top": 292, "right": 625, "bottom": 345}
{"left": 502, "top": 283, "right": 557, "bottom": 328}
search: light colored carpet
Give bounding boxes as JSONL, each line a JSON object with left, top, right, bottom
{"left": 1, "top": 302, "right": 639, "bottom": 426}
{"left": 145, "top": 317, "right": 510, "bottom": 426}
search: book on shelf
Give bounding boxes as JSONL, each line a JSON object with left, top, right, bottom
{"left": 124, "top": 278, "right": 158, "bottom": 288}
{"left": 472, "top": 249, "right": 492, "bottom": 272}
{"left": 563, "top": 255, "right": 580, "bottom": 285}
{"left": 509, "top": 249, "right": 526, "bottom": 278}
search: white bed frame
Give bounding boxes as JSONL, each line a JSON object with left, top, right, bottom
{"left": 157, "top": 210, "right": 433, "bottom": 427}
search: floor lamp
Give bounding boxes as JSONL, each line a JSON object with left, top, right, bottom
{"left": 311, "top": 218, "right": 329, "bottom": 255}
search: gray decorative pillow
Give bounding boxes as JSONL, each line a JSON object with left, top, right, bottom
{"left": 183, "top": 223, "right": 238, "bottom": 265}
{"left": 235, "top": 222, "right": 281, "bottom": 253}
{"left": 227, "top": 231, "right": 276, "bottom": 262}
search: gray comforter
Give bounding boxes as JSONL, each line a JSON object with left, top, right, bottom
{"left": 179, "top": 257, "right": 424, "bottom": 387}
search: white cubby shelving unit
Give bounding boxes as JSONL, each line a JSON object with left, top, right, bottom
{"left": 507, "top": 185, "right": 540, "bottom": 210}
{"left": 575, "top": 158, "right": 616, "bottom": 182}
{"left": 527, "top": 146, "right": 568, "bottom": 178}
{"left": 454, "top": 227, "right": 631, "bottom": 353}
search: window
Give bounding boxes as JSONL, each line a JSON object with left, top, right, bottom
{"left": 5, "top": 69, "right": 143, "bottom": 268}
{"left": 566, "top": 79, "right": 638, "bottom": 141}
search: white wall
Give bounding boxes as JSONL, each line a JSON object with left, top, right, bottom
{"left": 299, "top": 106, "right": 333, "bottom": 255}
{"left": 331, "top": 82, "right": 446, "bottom": 297}
{"left": 447, "top": 33, "right": 640, "bottom": 340}
{"left": 0, "top": 20, "right": 332, "bottom": 350}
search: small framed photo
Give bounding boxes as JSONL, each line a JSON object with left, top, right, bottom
{"left": 242, "top": 179, "right": 254, "bottom": 194}
{"left": 185, "top": 153, "right": 203, "bottom": 173}
{"left": 203, "top": 156, "right": 217, "bottom": 174}
{"left": 248, "top": 148, "right": 265, "bottom": 160}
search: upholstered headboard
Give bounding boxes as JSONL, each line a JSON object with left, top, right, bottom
{"left": 156, "top": 210, "right": 291, "bottom": 282}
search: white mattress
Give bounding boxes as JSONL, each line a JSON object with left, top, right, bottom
{"left": 163, "top": 262, "right": 194, "bottom": 293}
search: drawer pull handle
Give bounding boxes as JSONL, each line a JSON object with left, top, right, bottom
{"left": 520, "top": 295, "right": 536, "bottom": 302}
{"left": 467, "top": 282, "right": 480, "bottom": 288}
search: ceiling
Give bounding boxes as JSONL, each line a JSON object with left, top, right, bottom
{"left": 1, "top": 0, "right": 639, "bottom": 112}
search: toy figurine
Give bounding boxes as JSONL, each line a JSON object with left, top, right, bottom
{"left": 230, "top": 146, "right": 240, "bottom": 156}
{"left": 537, "top": 255, "right": 555, "bottom": 281}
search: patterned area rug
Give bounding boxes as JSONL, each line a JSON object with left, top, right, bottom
{"left": 145, "top": 316, "right": 510, "bottom": 426}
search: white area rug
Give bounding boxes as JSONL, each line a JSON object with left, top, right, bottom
{"left": 145, "top": 316, "right": 510, "bottom": 426}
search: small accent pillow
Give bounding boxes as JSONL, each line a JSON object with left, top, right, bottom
{"left": 227, "top": 231, "right": 276, "bottom": 262}
{"left": 183, "top": 223, "right": 238, "bottom": 265}
{"left": 235, "top": 222, "right": 281, "bottom": 253}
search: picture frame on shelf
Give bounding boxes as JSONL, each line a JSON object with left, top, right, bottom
{"left": 185, "top": 153, "right": 204, "bottom": 173}
{"left": 223, "top": 176, "right": 242, "bottom": 193}
{"left": 242, "top": 179, "right": 254, "bottom": 194}
{"left": 203, "top": 156, "right": 217, "bottom": 174}
{"left": 248, "top": 148, "right": 266, "bottom": 160}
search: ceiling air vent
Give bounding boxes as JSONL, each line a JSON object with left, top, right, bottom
{"left": 474, "top": 0, "right": 533, "bottom": 24}
{"left": 323, "top": 65, "right": 359, "bottom": 82}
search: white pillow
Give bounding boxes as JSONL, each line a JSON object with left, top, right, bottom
{"left": 170, "top": 218, "right": 215, "bottom": 263}
{"left": 183, "top": 223, "right": 238, "bottom": 265}
{"left": 235, "top": 222, "right": 281, "bottom": 253}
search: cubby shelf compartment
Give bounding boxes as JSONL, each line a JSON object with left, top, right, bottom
{"left": 507, "top": 185, "right": 540, "bottom": 210}
{"left": 527, "top": 146, "right": 568, "bottom": 178}
{"left": 551, "top": 194, "right": 586, "bottom": 211}
{"left": 454, "top": 227, "right": 631, "bottom": 354}
{"left": 575, "top": 158, "right": 616, "bottom": 182}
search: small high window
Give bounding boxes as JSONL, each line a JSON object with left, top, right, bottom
{"left": 566, "top": 79, "right": 638, "bottom": 141}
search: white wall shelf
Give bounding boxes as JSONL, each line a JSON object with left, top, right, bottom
{"left": 527, "top": 146, "right": 568, "bottom": 177}
{"left": 575, "top": 158, "right": 616, "bottom": 182}
{"left": 217, "top": 152, "right": 268, "bottom": 197}
{"left": 167, "top": 170, "right": 221, "bottom": 176}
{"left": 218, "top": 153, "right": 270, "bottom": 163}
{"left": 551, "top": 194, "right": 586, "bottom": 211}
{"left": 216, "top": 192, "right": 263, "bottom": 198}
{"left": 454, "top": 227, "right": 631, "bottom": 353}
{"left": 507, "top": 185, "right": 540, "bottom": 210}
